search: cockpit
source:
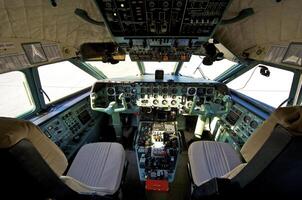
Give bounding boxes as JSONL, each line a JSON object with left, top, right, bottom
{"left": 0, "top": 0, "right": 302, "bottom": 200}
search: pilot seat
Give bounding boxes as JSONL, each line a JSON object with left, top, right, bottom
{"left": 188, "top": 106, "right": 302, "bottom": 198}
{"left": 0, "top": 117, "right": 126, "bottom": 200}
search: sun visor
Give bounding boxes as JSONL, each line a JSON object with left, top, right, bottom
{"left": 282, "top": 43, "right": 302, "bottom": 67}
{"left": 0, "top": 42, "right": 63, "bottom": 74}
{"left": 264, "top": 43, "right": 302, "bottom": 70}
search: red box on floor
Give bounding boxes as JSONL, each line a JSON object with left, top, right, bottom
{"left": 145, "top": 179, "right": 169, "bottom": 192}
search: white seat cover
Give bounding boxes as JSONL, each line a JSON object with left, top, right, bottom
{"left": 188, "top": 141, "right": 242, "bottom": 186}
{"left": 66, "top": 142, "right": 125, "bottom": 195}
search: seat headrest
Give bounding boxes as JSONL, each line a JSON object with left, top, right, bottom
{"left": 273, "top": 106, "right": 302, "bottom": 135}
{"left": 0, "top": 117, "right": 68, "bottom": 175}
{"left": 0, "top": 117, "right": 37, "bottom": 148}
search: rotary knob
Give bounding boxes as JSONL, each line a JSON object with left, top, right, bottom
{"left": 153, "top": 99, "right": 159, "bottom": 105}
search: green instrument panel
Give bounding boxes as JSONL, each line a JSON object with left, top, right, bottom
{"left": 90, "top": 79, "right": 232, "bottom": 116}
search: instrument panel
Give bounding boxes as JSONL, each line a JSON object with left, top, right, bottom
{"left": 96, "top": 0, "right": 230, "bottom": 37}
{"left": 136, "top": 121, "right": 180, "bottom": 182}
{"left": 39, "top": 99, "right": 97, "bottom": 158}
{"left": 95, "top": 0, "right": 230, "bottom": 61}
{"left": 91, "top": 79, "right": 231, "bottom": 116}
{"left": 218, "top": 103, "right": 264, "bottom": 149}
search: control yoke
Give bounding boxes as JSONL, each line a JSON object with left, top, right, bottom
{"left": 90, "top": 93, "right": 128, "bottom": 115}
{"left": 191, "top": 95, "right": 232, "bottom": 139}
{"left": 189, "top": 95, "right": 232, "bottom": 117}
{"left": 90, "top": 92, "right": 128, "bottom": 140}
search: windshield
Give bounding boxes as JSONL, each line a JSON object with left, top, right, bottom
{"left": 179, "top": 55, "right": 237, "bottom": 80}
{"left": 86, "top": 54, "right": 236, "bottom": 79}
{"left": 143, "top": 62, "right": 177, "bottom": 74}
{"left": 86, "top": 55, "right": 140, "bottom": 78}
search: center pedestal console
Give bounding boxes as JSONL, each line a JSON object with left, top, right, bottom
{"left": 135, "top": 121, "right": 180, "bottom": 190}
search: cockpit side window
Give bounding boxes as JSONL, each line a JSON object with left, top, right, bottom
{"left": 0, "top": 71, "right": 35, "bottom": 117}
{"left": 38, "top": 61, "right": 96, "bottom": 104}
{"left": 227, "top": 64, "right": 294, "bottom": 108}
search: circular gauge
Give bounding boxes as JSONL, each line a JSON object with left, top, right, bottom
{"left": 149, "top": 1, "right": 155, "bottom": 7}
{"left": 153, "top": 87, "right": 159, "bottom": 93}
{"left": 162, "top": 87, "right": 168, "bottom": 94}
{"left": 250, "top": 120, "right": 258, "bottom": 129}
{"left": 188, "top": 87, "right": 196, "bottom": 95}
{"left": 176, "top": 0, "right": 182, "bottom": 7}
{"left": 243, "top": 116, "right": 251, "bottom": 123}
{"left": 171, "top": 88, "right": 178, "bottom": 94}
{"left": 197, "top": 88, "right": 206, "bottom": 96}
{"left": 107, "top": 87, "right": 115, "bottom": 95}
{"left": 163, "top": 1, "right": 169, "bottom": 7}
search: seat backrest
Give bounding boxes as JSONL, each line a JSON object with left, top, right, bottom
{"left": 226, "top": 106, "right": 302, "bottom": 195}
{"left": 0, "top": 117, "right": 74, "bottom": 199}
{"left": 240, "top": 106, "right": 302, "bottom": 162}
{"left": 242, "top": 130, "right": 302, "bottom": 196}
{"left": 192, "top": 107, "right": 302, "bottom": 198}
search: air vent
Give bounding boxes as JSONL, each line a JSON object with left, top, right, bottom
{"left": 264, "top": 45, "right": 287, "bottom": 64}
{"left": 42, "top": 43, "right": 62, "bottom": 61}
{"left": 0, "top": 53, "right": 30, "bottom": 73}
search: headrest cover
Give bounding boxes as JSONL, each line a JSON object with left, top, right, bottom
{"left": 0, "top": 117, "right": 34, "bottom": 148}
{"left": 0, "top": 117, "right": 68, "bottom": 175}
{"left": 273, "top": 106, "right": 302, "bottom": 135}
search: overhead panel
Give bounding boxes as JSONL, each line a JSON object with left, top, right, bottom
{"left": 95, "top": 0, "right": 230, "bottom": 62}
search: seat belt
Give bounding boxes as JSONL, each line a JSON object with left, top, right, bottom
{"left": 232, "top": 125, "right": 292, "bottom": 188}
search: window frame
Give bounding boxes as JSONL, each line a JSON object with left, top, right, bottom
{"left": 33, "top": 60, "right": 99, "bottom": 109}
{"left": 142, "top": 61, "right": 178, "bottom": 75}
{"left": 86, "top": 55, "right": 142, "bottom": 78}
{"left": 0, "top": 59, "right": 102, "bottom": 119}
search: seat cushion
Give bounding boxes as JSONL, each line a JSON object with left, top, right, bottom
{"left": 66, "top": 142, "right": 125, "bottom": 195}
{"left": 188, "top": 141, "right": 242, "bottom": 186}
